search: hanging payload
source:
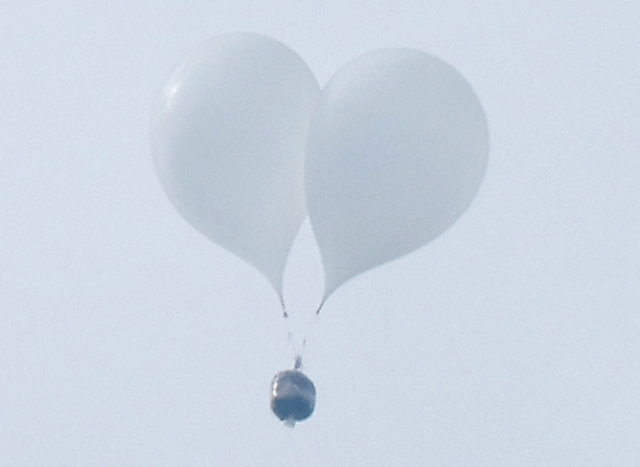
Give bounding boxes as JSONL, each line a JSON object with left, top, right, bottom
{"left": 270, "top": 357, "right": 316, "bottom": 426}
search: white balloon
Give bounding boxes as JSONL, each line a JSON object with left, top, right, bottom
{"left": 305, "top": 48, "right": 489, "bottom": 301}
{"left": 151, "top": 33, "right": 320, "bottom": 300}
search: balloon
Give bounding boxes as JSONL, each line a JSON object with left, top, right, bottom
{"left": 150, "top": 33, "right": 320, "bottom": 301}
{"left": 305, "top": 48, "right": 489, "bottom": 301}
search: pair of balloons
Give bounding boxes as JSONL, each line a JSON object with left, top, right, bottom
{"left": 150, "top": 32, "right": 489, "bottom": 309}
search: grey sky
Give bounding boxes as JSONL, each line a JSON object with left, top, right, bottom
{"left": 1, "top": 1, "right": 639, "bottom": 465}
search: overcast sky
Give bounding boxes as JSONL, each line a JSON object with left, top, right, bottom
{"left": 2, "top": 1, "right": 639, "bottom": 465}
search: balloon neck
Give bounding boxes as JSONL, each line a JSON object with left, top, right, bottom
{"left": 315, "top": 297, "right": 327, "bottom": 315}
{"left": 293, "top": 355, "right": 303, "bottom": 370}
{"left": 279, "top": 293, "right": 288, "bottom": 318}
